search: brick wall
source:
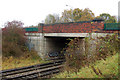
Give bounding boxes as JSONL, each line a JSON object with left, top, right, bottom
{"left": 38, "top": 22, "right": 117, "bottom": 33}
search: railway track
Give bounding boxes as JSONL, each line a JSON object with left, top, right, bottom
{"left": 1, "top": 57, "right": 65, "bottom": 80}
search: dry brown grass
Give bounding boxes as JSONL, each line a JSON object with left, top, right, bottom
{"left": 2, "top": 51, "right": 48, "bottom": 70}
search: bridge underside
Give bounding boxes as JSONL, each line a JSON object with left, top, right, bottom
{"left": 26, "top": 33, "right": 87, "bottom": 59}
{"left": 44, "top": 37, "right": 74, "bottom": 54}
{"left": 43, "top": 36, "right": 85, "bottom": 59}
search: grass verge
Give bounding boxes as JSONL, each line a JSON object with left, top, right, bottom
{"left": 53, "top": 53, "right": 118, "bottom": 78}
{"left": 2, "top": 51, "right": 49, "bottom": 70}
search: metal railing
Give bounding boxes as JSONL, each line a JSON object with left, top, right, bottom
{"left": 24, "top": 27, "right": 38, "bottom": 32}
{"left": 104, "top": 23, "right": 120, "bottom": 30}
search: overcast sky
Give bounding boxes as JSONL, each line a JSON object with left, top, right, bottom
{"left": 0, "top": 0, "right": 119, "bottom": 28}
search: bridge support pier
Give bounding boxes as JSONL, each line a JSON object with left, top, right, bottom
{"left": 25, "top": 33, "right": 46, "bottom": 59}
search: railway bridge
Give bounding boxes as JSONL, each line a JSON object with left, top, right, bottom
{"left": 24, "top": 20, "right": 119, "bottom": 59}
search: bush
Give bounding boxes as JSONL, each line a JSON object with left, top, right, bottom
{"left": 63, "top": 33, "right": 120, "bottom": 72}
{"left": 2, "top": 20, "right": 27, "bottom": 57}
{"left": 95, "top": 34, "right": 120, "bottom": 60}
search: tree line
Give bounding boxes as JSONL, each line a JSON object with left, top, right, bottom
{"left": 44, "top": 8, "right": 117, "bottom": 24}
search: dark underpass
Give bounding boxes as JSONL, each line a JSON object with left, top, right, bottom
{"left": 44, "top": 37, "right": 85, "bottom": 57}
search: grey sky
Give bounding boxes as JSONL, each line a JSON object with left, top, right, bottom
{"left": 0, "top": 0, "right": 119, "bottom": 28}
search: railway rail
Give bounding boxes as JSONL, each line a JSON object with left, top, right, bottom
{"left": 0, "top": 57, "right": 65, "bottom": 80}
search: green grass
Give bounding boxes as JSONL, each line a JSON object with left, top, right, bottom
{"left": 53, "top": 53, "right": 118, "bottom": 78}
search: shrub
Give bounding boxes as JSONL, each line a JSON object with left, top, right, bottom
{"left": 63, "top": 33, "right": 120, "bottom": 72}
{"left": 95, "top": 34, "right": 120, "bottom": 60}
{"left": 2, "top": 20, "right": 27, "bottom": 57}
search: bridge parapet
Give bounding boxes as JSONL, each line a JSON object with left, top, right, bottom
{"left": 24, "top": 21, "right": 119, "bottom": 34}
{"left": 37, "top": 21, "right": 118, "bottom": 33}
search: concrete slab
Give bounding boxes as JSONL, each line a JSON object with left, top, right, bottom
{"left": 44, "top": 33, "right": 89, "bottom": 37}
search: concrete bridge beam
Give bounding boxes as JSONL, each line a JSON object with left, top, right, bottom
{"left": 44, "top": 33, "right": 89, "bottom": 37}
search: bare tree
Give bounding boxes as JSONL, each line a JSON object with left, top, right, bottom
{"left": 45, "top": 14, "right": 60, "bottom": 24}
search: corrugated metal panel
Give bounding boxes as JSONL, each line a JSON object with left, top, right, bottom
{"left": 104, "top": 23, "right": 120, "bottom": 30}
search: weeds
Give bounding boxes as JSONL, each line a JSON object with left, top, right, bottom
{"left": 2, "top": 50, "right": 49, "bottom": 70}
{"left": 60, "top": 33, "right": 119, "bottom": 78}
{"left": 53, "top": 53, "right": 118, "bottom": 78}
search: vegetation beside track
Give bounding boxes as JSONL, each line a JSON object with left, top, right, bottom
{"left": 2, "top": 21, "right": 49, "bottom": 70}
{"left": 52, "top": 34, "right": 119, "bottom": 78}
{"left": 53, "top": 53, "right": 118, "bottom": 78}
{"left": 2, "top": 50, "right": 49, "bottom": 70}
